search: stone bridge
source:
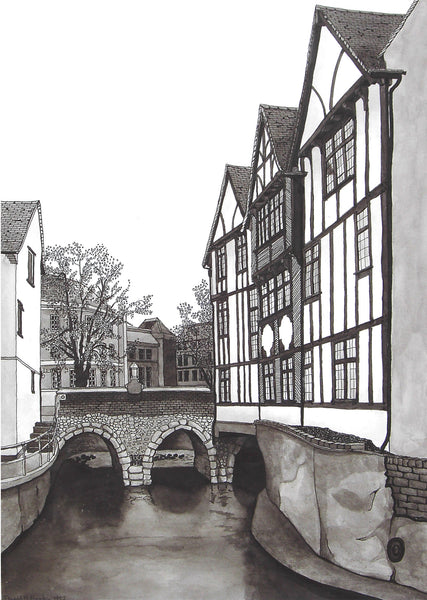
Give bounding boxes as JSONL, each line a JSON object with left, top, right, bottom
{"left": 55, "top": 387, "right": 221, "bottom": 486}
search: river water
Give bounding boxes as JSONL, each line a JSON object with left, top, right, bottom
{"left": 2, "top": 462, "right": 377, "bottom": 600}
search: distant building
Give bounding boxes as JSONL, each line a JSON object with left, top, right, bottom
{"left": 176, "top": 321, "right": 212, "bottom": 388}
{"left": 1, "top": 201, "right": 44, "bottom": 446}
{"left": 127, "top": 318, "right": 177, "bottom": 387}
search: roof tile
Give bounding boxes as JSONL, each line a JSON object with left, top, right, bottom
{"left": 1, "top": 201, "right": 40, "bottom": 254}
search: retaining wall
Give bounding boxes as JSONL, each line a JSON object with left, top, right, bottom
{"left": 252, "top": 420, "right": 427, "bottom": 594}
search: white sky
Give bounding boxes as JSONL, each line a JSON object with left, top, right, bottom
{"left": 0, "top": 0, "right": 411, "bottom": 328}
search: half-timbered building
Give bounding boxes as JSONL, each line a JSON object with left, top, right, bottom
{"left": 203, "top": 5, "right": 424, "bottom": 451}
{"left": 243, "top": 105, "right": 305, "bottom": 425}
{"left": 293, "top": 6, "right": 405, "bottom": 446}
{"left": 203, "top": 165, "right": 259, "bottom": 426}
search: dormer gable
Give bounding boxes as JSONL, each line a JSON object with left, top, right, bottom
{"left": 248, "top": 105, "right": 298, "bottom": 206}
{"left": 202, "top": 165, "right": 250, "bottom": 268}
{"left": 294, "top": 5, "right": 405, "bottom": 151}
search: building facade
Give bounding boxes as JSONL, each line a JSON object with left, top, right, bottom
{"left": 203, "top": 165, "right": 259, "bottom": 424}
{"left": 1, "top": 201, "right": 44, "bottom": 446}
{"left": 205, "top": 4, "right": 425, "bottom": 450}
{"left": 128, "top": 318, "right": 177, "bottom": 388}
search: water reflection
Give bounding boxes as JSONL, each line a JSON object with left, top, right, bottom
{"left": 2, "top": 463, "right": 378, "bottom": 600}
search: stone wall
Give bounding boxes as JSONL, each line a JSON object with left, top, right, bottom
{"left": 253, "top": 420, "right": 427, "bottom": 593}
{"left": 55, "top": 388, "right": 217, "bottom": 486}
{"left": 1, "top": 470, "right": 51, "bottom": 552}
{"left": 386, "top": 455, "right": 427, "bottom": 521}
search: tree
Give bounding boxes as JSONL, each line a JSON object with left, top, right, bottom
{"left": 173, "top": 280, "right": 214, "bottom": 389}
{"left": 41, "top": 242, "right": 152, "bottom": 387}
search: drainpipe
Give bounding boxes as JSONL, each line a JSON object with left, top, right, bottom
{"left": 381, "top": 73, "right": 403, "bottom": 453}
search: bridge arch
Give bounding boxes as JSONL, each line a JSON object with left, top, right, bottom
{"left": 142, "top": 419, "right": 217, "bottom": 485}
{"left": 57, "top": 423, "right": 131, "bottom": 486}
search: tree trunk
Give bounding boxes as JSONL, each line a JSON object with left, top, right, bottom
{"left": 74, "top": 361, "right": 88, "bottom": 387}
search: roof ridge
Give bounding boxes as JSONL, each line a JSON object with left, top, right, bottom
{"left": 316, "top": 4, "right": 404, "bottom": 18}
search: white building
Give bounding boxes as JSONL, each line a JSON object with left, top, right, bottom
{"left": 1, "top": 201, "right": 44, "bottom": 446}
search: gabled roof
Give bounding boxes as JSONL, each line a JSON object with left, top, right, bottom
{"left": 139, "top": 317, "right": 175, "bottom": 337}
{"left": 259, "top": 105, "right": 299, "bottom": 172}
{"left": 1, "top": 201, "right": 44, "bottom": 255}
{"left": 317, "top": 6, "right": 404, "bottom": 73}
{"left": 202, "top": 164, "right": 251, "bottom": 268}
{"left": 227, "top": 165, "right": 251, "bottom": 214}
{"left": 243, "top": 105, "right": 298, "bottom": 222}
{"left": 292, "top": 5, "right": 406, "bottom": 161}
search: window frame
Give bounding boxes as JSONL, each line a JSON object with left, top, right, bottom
{"left": 281, "top": 357, "right": 294, "bottom": 402}
{"left": 323, "top": 118, "right": 355, "bottom": 198}
{"left": 249, "top": 288, "right": 259, "bottom": 359}
{"left": 17, "top": 300, "right": 24, "bottom": 338}
{"left": 27, "top": 247, "right": 36, "bottom": 287}
{"left": 333, "top": 337, "right": 358, "bottom": 403}
{"left": 260, "top": 270, "right": 291, "bottom": 319}
{"left": 216, "top": 245, "right": 227, "bottom": 293}
{"left": 355, "top": 206, "right": 372, "bottom": 274}
{"left": 257, "top": 189, "right": 285, "bottom": 247}
{"left": 219, "top": 368, "right": 230, "bottom": 403}
{"left": 263, "top": 361, "right": 275, "bottom": 402}
{"left": 304, "top": 244, "right": 320, "bottom": 300}
{"left": 304, "top": 350, "right": 313, "bottom": 402}
{"left": 236, "top": 234, "right": 248, "bottom": 274}
{"left": 88, "top": 368, "right": 96, "bottom": 387}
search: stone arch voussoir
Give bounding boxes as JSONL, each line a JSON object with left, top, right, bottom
{"left": 141, "top": 419, "right": 217, "bottom": 486}
{"left": 57, "top": 422, "right": 131, "bottom": 486}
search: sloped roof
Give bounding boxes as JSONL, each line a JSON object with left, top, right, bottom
{"left": 126, "top": 327, "right": 159, "bottom": 346}
{"left": 227, "top": 165, "right": 251, "bottom": 214}
{"left": 317, "top": 6, "right": 404, "bottom": 73}
{"left": 260, "top": 105, "right": 298, "bottom": 171}
{"left": 202, "top": 164, "right": 251, "bottom": 268}
{"left": 1, "top": 201, "right": 43, "bottom": 254}
{"left": 292, "top": 5, "right": 406, "bottom": 161}
{"left": 139, "top": 317, "right": 175, "bottom": 336}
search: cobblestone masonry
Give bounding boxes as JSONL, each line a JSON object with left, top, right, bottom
{"left": 55, "top": 389, "right": 217, "bottom": 486}
{"left": 385, "top": 455, "right": 427, "bottom": 521}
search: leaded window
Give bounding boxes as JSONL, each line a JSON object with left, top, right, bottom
{"left": 304, "top": 351, "right": 313, "bottom": 402}
{"left": 334, "top": 338, "right": 357, "bottom": 402}
{"left": 325, "top": 119, "right": 355, "bottom": 195}
{"left": 216, "top": 246, "right": 227, "bottom": 293}
{"left": 356, "top": 207, "right": 371, "bottom": 272}
{"left": 260, "top": 271, "right": 291, "bottom": 318}
{"left": 69, "top": 369, "right": 76, "bottom": 387}
{"left": 281, "top": 357, "right": 294, "bottom": 402}
{"left": 305, "top": 245, "right": 320, "bottom": 298}
{"left": 218, "top": 300, "right": 229, "bottom": 338}
{"left": 257, "top": 189, "right": 284, "bottom": 246}
{"left": 249, "top": 288, "right": 259, "bottom": 359}
{"left": 263, "top": 362, "right": 275, "bottom": 401}
{"left": 219, "top": 368, "right": 230, "bottom": 403}
{"left": 236, "top": 235, "right": 247, "bottom": 273}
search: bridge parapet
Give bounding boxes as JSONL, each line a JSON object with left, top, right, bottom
{"left": 55, "top": 387, "right": 216, "bottom": 485}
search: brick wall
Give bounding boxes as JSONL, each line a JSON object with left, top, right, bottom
{"left": 385, "top": 455, "right": 427, "bottom": 521}
{"left": 58, "top": 389, "right": 215, "bottom": 419}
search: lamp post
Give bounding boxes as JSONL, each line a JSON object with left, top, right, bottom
{"left": 127, "top": 362, "right": 143, "bottom": 395}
